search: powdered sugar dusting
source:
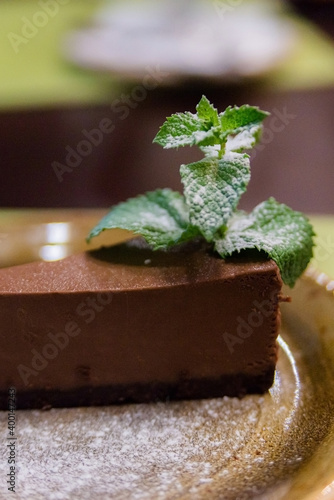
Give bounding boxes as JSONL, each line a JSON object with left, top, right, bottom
{"left": 3, "top": 397, "right": 263, "bottom": 500}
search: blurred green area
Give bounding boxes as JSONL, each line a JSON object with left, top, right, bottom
{"left": 0, "top": 0, "right": 120, "bottom": 109}
{"left": 0, "top": 0, "right": 334, "bottom": 109}
{"left": 310, "top": 216, "right": 334, "bottom": 279}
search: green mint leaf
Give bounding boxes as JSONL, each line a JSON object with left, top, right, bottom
{"left": 153, "top": 96, "right": 221, "bottom": 150}
{"left": 153, "top": 111, "right": 221, "bottom": 150}
{"left": 196, "top": 95, "right": 219, "bottom": 126}
{"left": 214, "top": 197, "right": 315, "bottom": 287}
{"left": 180, "top": 153, "right": 250, "bottom": 241}
{"left": 153, "top": 111, "right": 203, "bottom": 149}
{"left": 220, "top": 105, "right": 269, "bottom": 135}
{"left": 87, "top": 188, "right": 196, "bottom": 249}
{"left": 220, "top": 105, "right": 269, "bottom": 154}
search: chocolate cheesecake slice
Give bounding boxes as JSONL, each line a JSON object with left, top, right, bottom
{"left": 0, "top": 239, "right": 283, "bottom": 409}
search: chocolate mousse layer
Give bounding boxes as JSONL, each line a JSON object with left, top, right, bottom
{"left": 0, "top": 240, "right": 283, "bottom": 409}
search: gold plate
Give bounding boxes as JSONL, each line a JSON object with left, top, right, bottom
{"left": 0, "top": 213, "right": 334, "bottom": 499}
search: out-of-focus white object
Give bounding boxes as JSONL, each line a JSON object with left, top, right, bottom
{"left": 64, "top": 0, "right": 296, "bottom": 83}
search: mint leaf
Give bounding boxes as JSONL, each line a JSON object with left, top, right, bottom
{"left": 153, "top": 111, "right": 221, "bottom": 150}
{"left": 180, "top": 153, "right": 250, "bottom": 241}
{"left": 196, "top": 95, "right": 219, "bottom": 126}
{"left": 214, "top": 198, "right": 315, "bottom": 287}
{"left": 153, "top": 96, "right": 221, "bottom": 150}
{"left": 220, "top": 105, "right": 269, "bottom": 134}
{"left": 153, "top": 111, "right": 203, "bottom": 149}
{"left": 220, "top": 105, "right": 269, "bottom": 155}
{"left": 87, "top": 189, "right": 195, "bottom": 249}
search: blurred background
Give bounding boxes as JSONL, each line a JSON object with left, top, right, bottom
{"left": 0, "top": 0, "right": 333, "bottom": 214}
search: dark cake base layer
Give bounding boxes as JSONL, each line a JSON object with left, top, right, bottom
{"left": 0, "top": 370, "right": 275, "bottom": 410}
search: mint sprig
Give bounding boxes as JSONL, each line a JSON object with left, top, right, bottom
{"left": 153, "top": 96, "right": 268, "bottom": 158}
{"left": 87, "top": 96, "right": 314, "bottom": 287}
